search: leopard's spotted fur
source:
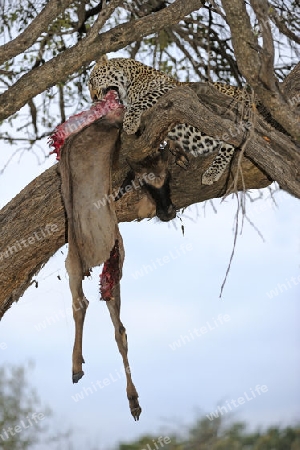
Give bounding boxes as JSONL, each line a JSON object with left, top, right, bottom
{"left": 89, "top": 57, "right": 247, "bottom": 185}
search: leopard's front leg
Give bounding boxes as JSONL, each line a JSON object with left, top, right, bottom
{"left": 123, "top": 105, "right": 150, "bottom": 135}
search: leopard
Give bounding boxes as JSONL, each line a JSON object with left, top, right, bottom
{"left": 88, "top": 56, "right": 251, "bottom": 185}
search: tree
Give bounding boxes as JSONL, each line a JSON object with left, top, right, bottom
{"left": 0, "top": 362, "right": 46, "bottom": 449}
{"left": 0, "top": 362, "right": 72, "bottom": 449}
{"left": 115, "top": 415, "right": 300, "bottom": 449}
{"left": 0, "top": 0, "right": 299, "bottom": 316}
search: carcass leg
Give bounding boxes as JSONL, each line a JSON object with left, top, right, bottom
{"left": 66, "top": 247, "right": 89, "bottom": 383}
{"left": 106, "top": 282, "right": 142, "bottom": 421}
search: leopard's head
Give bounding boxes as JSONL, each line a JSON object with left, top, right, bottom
{"left": 89, "top": 56, "right": 129, "bottom": 106}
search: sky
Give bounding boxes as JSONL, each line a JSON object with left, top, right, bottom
{"left": 0, "top": 134, "right": 299, "bottom": 448}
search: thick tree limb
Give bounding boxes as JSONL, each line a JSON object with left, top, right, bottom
{"left": 2, "top": 67, "right": 299, "bottom": 318}
{"left": 0, "top": 0, "right": 75, "bottom": 66}
{"left": 221, "top": 0, "right": 300, "bottom": 140}
{"left": 0, "top": 0, "right": 204, "bottom": 122}
{"left": 250, "top": 0, "right": 275, "bottom": 89}
{"left": 281, "top": 63, "right": 300, "bottom": 107}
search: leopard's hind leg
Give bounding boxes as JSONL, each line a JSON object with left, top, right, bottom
{"left": 167, "top": 124, "right": 235, "bottom": 185}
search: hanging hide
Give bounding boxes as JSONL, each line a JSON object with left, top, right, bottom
{"left": 54, "top": 91, "right": 141, "bottom": 420}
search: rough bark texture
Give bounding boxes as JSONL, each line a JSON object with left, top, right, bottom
{"left": 221, "top": 0, "right": 300, "bottom": 140}
{"left": 1, "top": 65, "right": 299, "bottom": 318}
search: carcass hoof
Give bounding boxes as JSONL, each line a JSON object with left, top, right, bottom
{"left": 167, "top": 140, "right": 189, "bottom": 170}
{"left": 129, "top": 397, "right": 142, "bottom": 421}
{"left": 72, "top": 371, "right": 84, "bottom": 383}
{"left": 176, "top": 154, "right": 189, "bottom": 170}
{"left": 131, "top": 406, "right": 142, "bottom": 421}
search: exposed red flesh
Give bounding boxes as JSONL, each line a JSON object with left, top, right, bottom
{"left": 48, "top": 90, "right": 124, "bottom": 160}
{"left": 100, "top": 240, "right": 121, "bottom": 301}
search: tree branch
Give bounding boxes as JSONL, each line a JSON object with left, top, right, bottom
{"left": 280, "top": 62, "right": 300, "bottom": 107}
{"left": 2, "top": 64, "right": 299, "bottom": 318}
{"left": 269, "top": 8, "right": 300, "bottom": 45}
{"left": 250, "top": 0, "right": 275, "bottom": 89}
{"left": 0, "top": 0, "right": 204, "bottom": 122}
{"left": 0, "top": 0, "right": 75, "bottom": 66}
{"left": 84, "top": 0, "right": 124, "bottom": 43}
{"left": 221, "top": 0, "right": 300, "bottom": 140}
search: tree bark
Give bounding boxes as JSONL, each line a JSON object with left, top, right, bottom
{"left": 221, "top": 0, "right": 300, "bottom": 140}
{"left": 0, "top": 67, "right": 299, "bottom": 319}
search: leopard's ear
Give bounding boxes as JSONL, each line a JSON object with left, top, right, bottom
{"left": 91, "top": 55, "right": 109, "bottom": 74}
{"left": 97, "top": 55, "right": 109, "bottom": 65}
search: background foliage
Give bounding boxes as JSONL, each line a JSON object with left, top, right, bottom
{"left": 1, "top": 364, "right": 299, "bottom": 450}
{"left": 0, "top": 363, "right": 72, "bottom": 449}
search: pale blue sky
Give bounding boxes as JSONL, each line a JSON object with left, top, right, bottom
{"left": 1, "top": 139, "right": 299, "bottom": 448}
